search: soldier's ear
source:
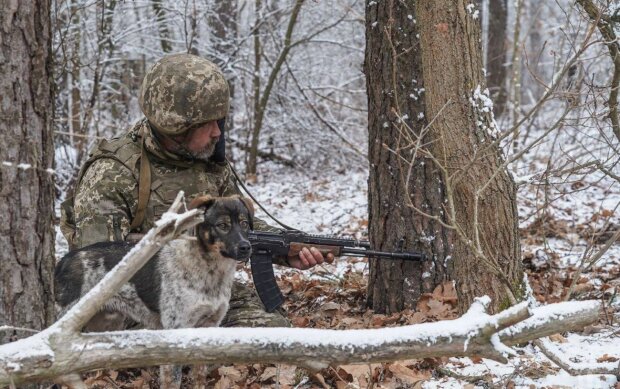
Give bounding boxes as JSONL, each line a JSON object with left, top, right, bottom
{"left": 238, "top": 197, "right": 255, "bottom": 230}
{"left": 188, "top": 195, "right": 216, "bottom": 212}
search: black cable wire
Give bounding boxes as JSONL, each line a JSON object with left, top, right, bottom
{"left": 226, "top": 159, "right": 300, "bottom": 232}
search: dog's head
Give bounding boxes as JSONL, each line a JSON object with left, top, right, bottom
{"left": 188, "top": 195, "right": 254, "bottom": 262}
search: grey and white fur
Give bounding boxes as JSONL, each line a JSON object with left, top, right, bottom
{"left": 54, "top": 195, "right": 255, "bottom": 387}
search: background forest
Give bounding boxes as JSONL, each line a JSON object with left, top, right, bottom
{"left": 0, "top": 0, "right": 619, "bottom": 387}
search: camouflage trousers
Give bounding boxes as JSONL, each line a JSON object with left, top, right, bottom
{"left": 84, "top": 280, "right": 289, "bottom": 331}
{"left": 220, "top": 281, "right": 290, "bottom": 328}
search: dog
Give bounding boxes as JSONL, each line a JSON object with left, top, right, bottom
{"left": 54, "top": 195, "right": 255, "bottom": 387}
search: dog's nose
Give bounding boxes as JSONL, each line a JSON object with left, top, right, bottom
{"left": 237, "top": 241, "right": 251, "bottom": 259}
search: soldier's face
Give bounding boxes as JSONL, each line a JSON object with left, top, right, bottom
{"left": 174, "top": 120, "right": 221, "bottom": 160}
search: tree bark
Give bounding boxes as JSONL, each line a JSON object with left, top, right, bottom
{"left": 486, "top": 0, "right": 508, "bottom": 117}
{"left": 364, "top": 0, "right": 453, "bottom": 314}
{"left": 0, "top": 0, "right": 55, "bottom": 344}
{"left": 416, "top": 0, "right": 524, "bottom": 313}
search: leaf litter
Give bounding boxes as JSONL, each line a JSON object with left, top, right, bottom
{"left": 60, "top": 159, "right": 619, "bottom": 388}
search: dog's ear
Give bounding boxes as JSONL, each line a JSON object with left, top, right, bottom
{"left": 188, "top": 195, "right": 216, "bottom": 212}
{"left": 238, "top": 197, "right": 255, "bottom": 230}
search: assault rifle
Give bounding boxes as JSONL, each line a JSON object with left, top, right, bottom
{"left": 248, "top": 230, "right": 427, "bottom": 312}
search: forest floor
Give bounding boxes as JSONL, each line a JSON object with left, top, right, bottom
{"left": 57, "top": 157, "right": 620, "bottom": 389}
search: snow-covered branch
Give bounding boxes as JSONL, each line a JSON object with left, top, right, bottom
{"left": 2, "top": 297, "right": 525, "bottom": 385}
{"left": 0, "top": 295, "right": 602, "bottom": 386}
{"left": 0, "top": 193, "right": 604, "bottom": 387}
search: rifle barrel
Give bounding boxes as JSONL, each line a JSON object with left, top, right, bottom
{"left": 341, "top": 247, "right": 425, "bottom": 261}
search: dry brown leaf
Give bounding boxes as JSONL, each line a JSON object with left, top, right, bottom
{"left": 601, "top": 209, "right": 614, "bottom": 217}
{"left": 321, "top": 302, "right": 341, "bottom": 311}
{"left": 416, "top": 295, "right": 432, "bottom": 313}
{"left": 335, "top": 381, "right": 350, "bottom": 389}
{"left": 259, "top": 366, "right": 277, "bottom": 382}
{"left": 108, "top": 370, "right": 118, "bottom": 381}
{"left": 338, "top": 364, "right": 370, "bottom": 384}
{"left": 388, "top": 362, "right": 430, "bottom": 385}
{"left": 292, "top": 316, "right": 310, "bottom": 327}
{"left": 549, "top": 333, "right": 568, "bottom": 343}
{"left": 277, "top": 364, "right": 297, "bottom": 387}
{"left": 469, "top": 356, "right": 483, "bottom": 364}
{"left": 405, "top": 311, "right": 427, "bottom": 324}
{"left": 314, "top": 372, "right": 330, "bottom": 389}
{"left": 427, "top": 299, "right": 451, "bottom": 318}
{"left": 218, "top": 366, "right": 244, "bottom": 381}
{"left": 214, "top": 375, "right": 232, "bottom": 389}
{"left": 596, "top": 354, "right": 619, "bottom": 363}
{"left": 432, "top": 281, "right": 458, "bottom": 304}
{"left": 84, "top": 370, "right": 104, "bottom": 386}
{"left": 340, "top": 317, "right": 363, "bottom": 327}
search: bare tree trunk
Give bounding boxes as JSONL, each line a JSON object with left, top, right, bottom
{"left": 152, "top": 0, "right": 173, "bottom": 53}
{"left": 416, "top": 0, "right": 524, "bottom": 313}
{"left": 209, "top": 0, "right": 238, "bottom": 106}
{"left": 186, "top": 0, "right": 199, "bottom": 55}
{"left": 69, "top": 0, "right": 84, "bottom": 157}
{"left": 523, "top": 0, "right": 545, "bottom": 104}
{"left": 0, "top": 0, "right": 55, "bottom": 344}
{"left": 247, "top": 0, "right": 262, "bottom": 178}
{"left": 364, "top": 0, "right": 452, "bottom": 314}
{"left": 246, "top": 0, "right": 304, "bottom": 177}
{"left": 486, "top": 0, "right": 508, "bottom": 117}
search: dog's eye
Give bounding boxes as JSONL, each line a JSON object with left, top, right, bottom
{"left": 217, "top": 223, "right": 230, "bottom": 231}
{"left": 240, "top": 220, "right": 249, "bottom": 229}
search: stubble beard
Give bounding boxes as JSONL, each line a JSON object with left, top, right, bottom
{"left": 187, "top": 139, "right": 218, "bottom": 161}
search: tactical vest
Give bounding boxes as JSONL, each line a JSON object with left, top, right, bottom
{"left": 60, "top": 120, "right": 229, "bottom": 248}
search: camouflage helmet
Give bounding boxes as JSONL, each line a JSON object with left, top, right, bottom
{"left": 139, "top": 53, "right": 230, "bottom": 136}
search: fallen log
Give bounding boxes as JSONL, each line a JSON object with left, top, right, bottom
{"left": 2, "top": 297, "right": 530, "bottom": 385}
{"left": 0, "top": 193, "right": 604, "bottom": 386}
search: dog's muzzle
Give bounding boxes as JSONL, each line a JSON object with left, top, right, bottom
{"left": 236, "top": 241, "right": 252, "bottom": 262}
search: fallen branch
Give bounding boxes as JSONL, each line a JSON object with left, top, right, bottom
{"left": 1, "top": 297, "right": 529, "bottom": 385}
{"left": 498, "top": 300, "right": 601, "bottom": 346}
{"left": 534, "top": 338, "right": 617, "bottom": 376}
{"left": 0, "top": 192, "right": 604, "bottom": 386}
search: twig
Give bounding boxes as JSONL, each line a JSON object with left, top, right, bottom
{"left": 534, "top": 338, "right": 617, "bottom": 375}
{"left": 0, "top": 326, "right": 40, "bottom": 334}
{"left": 436, "top": 366, "right": 488, "bottom": 384}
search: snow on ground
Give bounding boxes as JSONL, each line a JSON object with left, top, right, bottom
{"left": 52, "top": 151, "right": 619, "bottom": 387}
{"left": 425, "top": 330, "right": 620, "bottom": 388}
{"left": 237, "top": 159, "right": 620, "bottom": 388}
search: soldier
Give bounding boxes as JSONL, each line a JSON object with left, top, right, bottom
{"left": 60, "top": 53, "right": 331, "bottom": 328}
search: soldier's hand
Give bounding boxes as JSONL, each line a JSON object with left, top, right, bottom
{"left": 287, "top": 246, "right": 335, "bottom": 270}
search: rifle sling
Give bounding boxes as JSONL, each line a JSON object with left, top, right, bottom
{"left": 130, "top": 134, "right": 151, "bottom": 231}
{"left": 226, "top": 159, "right": 299, "bottom": 232}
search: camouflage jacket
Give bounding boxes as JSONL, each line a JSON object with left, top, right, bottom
{"left": 62, "top": 119, "right": 281, "bottom": 253}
